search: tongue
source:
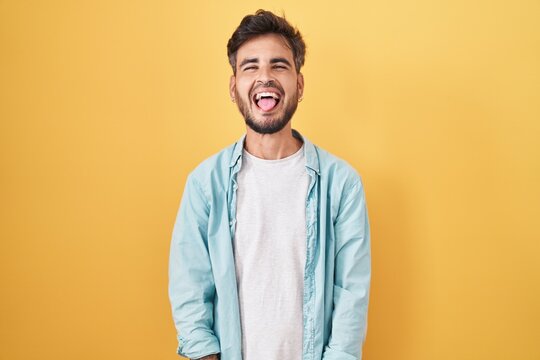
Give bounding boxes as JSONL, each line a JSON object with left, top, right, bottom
{"left": 258, "top": 98, "right": 277, "bottom": 111}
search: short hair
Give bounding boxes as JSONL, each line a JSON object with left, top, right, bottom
{"left": 227, "top": 9, "right": 306, "bottom": 74}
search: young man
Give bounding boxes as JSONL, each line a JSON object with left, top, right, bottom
{"left": 169, "top": 10, "right": 371, "bottom": 360}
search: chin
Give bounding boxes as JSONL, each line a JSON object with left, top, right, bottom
{"left": 245, "top": 115, "right": 290, "bottom": 134}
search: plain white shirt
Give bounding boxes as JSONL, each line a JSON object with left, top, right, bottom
{"left": 234, "top": 144, "right": 309, "bottom": 360}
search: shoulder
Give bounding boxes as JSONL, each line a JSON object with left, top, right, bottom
{"left": 314, "top": 144, "right": 364, "bottom": 191}
{"left": 188, "top": 141, "right": 237, "bottom": 190}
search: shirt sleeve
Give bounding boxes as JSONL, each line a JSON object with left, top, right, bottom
{"left": 168, "top": 174, "right": 221, "bottom": 359}
{"left": 323, "top": 180, "right": 371, "bottom": 360}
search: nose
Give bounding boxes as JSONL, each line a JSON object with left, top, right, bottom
{"left": 256, "top": 65, "right": 275, "bottom": 84}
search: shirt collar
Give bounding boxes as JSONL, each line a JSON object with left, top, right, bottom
{"left": 229, "top": 129, "right": 320, "bottom": 175}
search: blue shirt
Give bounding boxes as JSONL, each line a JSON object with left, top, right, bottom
{"left": 169, "top": 129, "right": 371, "bottom": 360}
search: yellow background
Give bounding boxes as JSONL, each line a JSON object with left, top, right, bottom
{"left": 1, "top": 1, "right": 539, "bottom": 359}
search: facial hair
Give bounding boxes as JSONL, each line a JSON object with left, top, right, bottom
{"left": 234, "top": 85, "right": 299, "bottom": 135}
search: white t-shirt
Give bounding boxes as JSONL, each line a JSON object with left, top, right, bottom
{"left": 233, "top": 144, "right": 309, "bottom": 360}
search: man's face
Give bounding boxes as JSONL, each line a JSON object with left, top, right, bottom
{"left": 229, "top": 33, "right": 304, "bottom": 134}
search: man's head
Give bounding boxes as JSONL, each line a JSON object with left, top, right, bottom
{"left": 227, "top": 10, "right": 306, "bottom": 75}
{"left": 227, "top": 10, "right": 306, "bottom": 135}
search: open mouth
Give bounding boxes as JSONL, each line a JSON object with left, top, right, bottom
{"left": 253, "top": 91, "right": 281, "bottom": 112}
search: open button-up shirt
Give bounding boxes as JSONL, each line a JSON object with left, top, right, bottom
{"left": 169, "top": 129, "right": 371, "bottom": 360}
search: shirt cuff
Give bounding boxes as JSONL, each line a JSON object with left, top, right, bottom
{"left": 177, "top": 331, "right": 220, "bottom": 359}
{"left": 322, "top": 345, "right": 361, "bottom": 360}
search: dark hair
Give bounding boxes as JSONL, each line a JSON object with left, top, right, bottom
{"left": 227, "top": 9, "right": 306, "bottom": 74}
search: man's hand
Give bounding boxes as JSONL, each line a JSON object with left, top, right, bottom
{"left": 192, "top": 354, "right": 219, "bottom": 360}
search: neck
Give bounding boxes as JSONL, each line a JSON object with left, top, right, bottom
{"left": 244, "top": 124, "right": 303, "bottom": 160}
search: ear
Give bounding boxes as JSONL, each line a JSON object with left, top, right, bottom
{"left": 229, "top": 75, "right": 236, "bottom": 101}
{"left": 297, "top": 73, "right": 304, "bottom": 99}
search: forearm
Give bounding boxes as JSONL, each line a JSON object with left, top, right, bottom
{"left": 322, "top": 280, "right": 370, "bottom": 359}
{"left": 169, "top": 231, "right": 220, "bottom": 358}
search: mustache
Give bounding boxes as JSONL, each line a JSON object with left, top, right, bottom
{"left": 251, "top": 80, "right": 284, "bottom": 95}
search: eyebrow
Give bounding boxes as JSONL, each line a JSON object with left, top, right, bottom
{"left": 270, "top": 57, "right": 292, "bottom": 67}
{"left": 238, "top": 57, "right": 292, "bottom": 68}
{"left": 239, "top": 58, "right": 259, "bottom": 68}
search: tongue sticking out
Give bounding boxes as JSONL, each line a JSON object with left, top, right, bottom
{"left": 258, "top": 97, "right": 277, "bottom": 111}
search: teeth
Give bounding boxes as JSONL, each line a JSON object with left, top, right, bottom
{"left": 255, "top": 92, "right": 280, "bottom": 100}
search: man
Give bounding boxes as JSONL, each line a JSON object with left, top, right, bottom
{"left": 169, "top": 9, "right": 371, "bottom": 360}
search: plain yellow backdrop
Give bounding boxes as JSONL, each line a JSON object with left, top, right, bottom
{"left": 1, "top": 1, "right": 539, "bottom": 359}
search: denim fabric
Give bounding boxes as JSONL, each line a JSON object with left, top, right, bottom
{"left": 169, "top": 129, "right": 371, "bottom": 360}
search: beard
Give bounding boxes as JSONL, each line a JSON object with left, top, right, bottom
{"left": 234, "top": 87, "right": 299, "bottom": 135}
